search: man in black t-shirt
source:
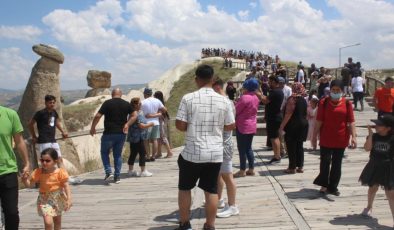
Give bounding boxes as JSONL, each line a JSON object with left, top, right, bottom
{"left": 90, "top": 88, "right": 136, "bottom": 184}
{"left": 260, "top": 76, "right": 284, "bottom": 164}
{"left": 28, "top": 95, "right": 68, "bottom": 168}
{"left": 341, "top": 64, "right": 351, "bottom": 97}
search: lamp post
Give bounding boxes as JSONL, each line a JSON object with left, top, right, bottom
{"left": 339, "top": 43, "right": 361, "bottom": 67}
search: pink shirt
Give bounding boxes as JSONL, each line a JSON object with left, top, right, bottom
{"left": 235, "top": 92, "right": 260, "bottom": 134}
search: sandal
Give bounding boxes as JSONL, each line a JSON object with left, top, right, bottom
{"left": 233, "top": 171, "right": 246, "bottom": 178}
{"left": 165, "top": 154, "right": 173, "bottom": 158}
{"left": 246, "top": 170, "right": 255, "bottom": 176}
{"left": 284, "top": 168, "right": 296, "bottom": 174}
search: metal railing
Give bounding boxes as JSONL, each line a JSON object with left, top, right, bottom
{"left": 25, "top": 129, "right": 105, "bottom": 170}
{"left": 365, "top": 75, "right": 385, "bottom": 96}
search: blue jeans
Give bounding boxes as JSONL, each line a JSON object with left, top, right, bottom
{"left": 236, "top": 130, "right": 255, "bottom": 170}
{"left": 101, "top": 134, "right": 126, "bottom": 177}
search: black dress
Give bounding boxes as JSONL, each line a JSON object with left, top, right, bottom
{"left": 359, "top": 134, "right": 394, "bottom": 190}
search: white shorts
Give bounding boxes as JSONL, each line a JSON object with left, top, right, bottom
{"left": 220, "top": 159, "right": 233, "bottom": 174}
{"left": 37, "top": 143, "right": 62, "bottom": 157}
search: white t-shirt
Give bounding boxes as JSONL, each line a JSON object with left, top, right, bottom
{"left": 351, "top": 76, "right": 364, "bottom": 93}
{"left": 296, "top": 69, "right": 305, "bottom": 83}
{"left": 281, "top": 85, "right": 292, "bottom": 111}
{"left": 176, "top": 88, "right": 235, "bottom": 163}
{"left": 141, "top": 97, "right": 164, "bottom": 126}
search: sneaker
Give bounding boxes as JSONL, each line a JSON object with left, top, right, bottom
{"left": 128, "top": 170, "right": 140, "bottom": 177}
{"left": 361, "top": 208, "right": 372, "bottom": 218}
{"left": 114, "top": 176, "right": 120, "bottom": 184}
{"left": 104, "top": 173, "right": 114, "bottom": 181}
{"left": 140, "top": 170, "right": 153, "bottom": 177}
{"left": 216, "top": 205, "right": 240, "bottom": 218}
{"left": 268, "top": 157, "right": 281, "bottom": 164}
{"left": 218, "top": 199, "right": 225, "bottom": 209}
{"left": 174, "top": 221, "right": 192, "bottom": 230}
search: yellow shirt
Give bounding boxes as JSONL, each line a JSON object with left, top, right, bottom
{"left": 31, "top": 168, "right": 69, "bottom": 193}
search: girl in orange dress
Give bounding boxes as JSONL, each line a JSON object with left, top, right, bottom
{"left": 23, "top": 148, "right": 72, "bottom": 230}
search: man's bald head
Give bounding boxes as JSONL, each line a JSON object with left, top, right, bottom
{"left": 112, "top": 88, "right": 122, "bottom": 98}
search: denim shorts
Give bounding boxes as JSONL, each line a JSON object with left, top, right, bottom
{"left": 145, "top": 125, "right": 160, "bottom": 140}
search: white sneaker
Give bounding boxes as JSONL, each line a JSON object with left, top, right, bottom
{"left": 218, "top": 199, "right": 225, "bottom": 209}
{"left": 140, "top": 170, "right": 153, "bottom": 177}
{"left": 216, "top": 205, "right": 239, "bottom": 218}
{"left": 128, "top": 170, "right": 140, "bottom": 177}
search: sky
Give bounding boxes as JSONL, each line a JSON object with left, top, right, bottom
{"left": 1, "top": 0, "right": 394, "bottom": 90}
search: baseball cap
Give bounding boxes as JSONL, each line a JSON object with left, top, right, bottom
{"left": 371, "top": 115, "right": 394, "bottom": 127}
{"left": 277, "top": 77, "right": 285, "bottom": 83}
{"left": 143, "top": 87, "right": 153, "bottom": 95}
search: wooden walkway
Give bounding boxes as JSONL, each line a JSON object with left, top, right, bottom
{"left": 18, "top": 104, "right": 394, "bottom": 229}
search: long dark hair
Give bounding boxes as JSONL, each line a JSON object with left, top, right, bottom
{"left": 154, "top": 91, "right": 170, "bottom": 119}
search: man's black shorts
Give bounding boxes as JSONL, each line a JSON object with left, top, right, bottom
{"left": 177, "top": 155, "right": 221, "bottom": 194}
{"left": 267, "top": 119, "right": 281, "bottom": 139}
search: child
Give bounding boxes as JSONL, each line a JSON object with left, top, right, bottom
{"left": 307, "top": 96, "right": 319, "bottom": 150}
{"left": 23, "top": 148, "right": 71, "bottom": 230}
{"left": 359, "top": 115, "right": 394, "bottom": 226}
{"left": 127, "top": 97, "right": 154, "bottom": 177}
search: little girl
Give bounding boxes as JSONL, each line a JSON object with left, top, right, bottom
{"left": 127, "top": 97, "right": 154, "bottom": 177}
{"left": 306, "top": 96, "right": 319, "bottom": 150}
{"left": 359, "top": 115, "right": 394, "bottom": 226}
{"left": 23, "top": 148, "right": 71, "bottom": 230}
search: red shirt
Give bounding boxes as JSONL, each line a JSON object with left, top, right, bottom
{"left": 374, "top": 87, "right": 394, "bottom": 113}
{"left": 316, "top": 97, "right": 355, "bottom": 148}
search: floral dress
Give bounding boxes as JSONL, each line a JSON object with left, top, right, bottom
{"left": 31, "top": 168, "right": 69, "bottom": 217}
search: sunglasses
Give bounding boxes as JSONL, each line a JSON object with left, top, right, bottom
{"left": 40, "top": 159, "right": 52, "bottom": 163}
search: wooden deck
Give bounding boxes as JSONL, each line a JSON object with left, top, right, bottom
{"left": 18, "top": 104, "right": 394, "bottom": 229}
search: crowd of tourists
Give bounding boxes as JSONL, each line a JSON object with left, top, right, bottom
{"left": 222, "top": 57, "right": 394, "bottom": 228}
{"left": 201, "top": 48, "right": 269, "bottom": 60}
{"left": 1, "top": 57, "right": 394, "bottom": 229}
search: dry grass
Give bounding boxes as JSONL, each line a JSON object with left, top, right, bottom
{"left": 63, "top": 99, "right": 102, "bottom": 132}
{"left": 166, "top": 59, "right": 242, "bottom": 148}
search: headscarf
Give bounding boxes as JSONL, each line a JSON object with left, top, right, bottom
{"left": 243, "top": 78, "right": 259, "bottom": 92}
{"left": 291, "top": 82, "right": 306, "bottom": 97}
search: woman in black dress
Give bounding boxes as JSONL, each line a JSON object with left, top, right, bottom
{"left": 279, "top": 82, "right": 308, "bottom": 174}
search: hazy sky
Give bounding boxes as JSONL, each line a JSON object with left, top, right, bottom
{"left": 1, "top": 0, "right": 394, "bottom": 90}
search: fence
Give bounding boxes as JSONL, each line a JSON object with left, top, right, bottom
{"left": 365, "top": 75, "right": 385, "bottom": 96}
{"left": 25, "top": 128, "right": 105, "bottom": 170}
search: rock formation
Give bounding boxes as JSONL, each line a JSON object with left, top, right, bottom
{"left": 18, "top": 44, "right": 82, "bottom": 173}
{"left": 85, "top": 70, "right": 111, "bottom": 98}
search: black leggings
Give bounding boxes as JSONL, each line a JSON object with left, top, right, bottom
{"left": 285, "top": 138, "right": 304, "bottom": 169}
{"left": 0, "top": 173, "right": 19, "bottom": 230}
{"left": 128, "top": 141, "right": 146, "bottom": 167}
{"left": 353, "top": 92, "right": 364, "bottom": 109}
